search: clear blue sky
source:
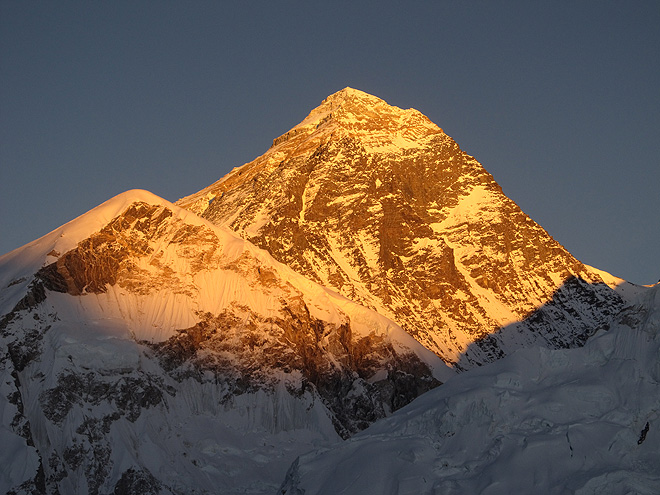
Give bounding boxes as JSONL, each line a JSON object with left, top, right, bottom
{"left": 1, "top": 1, "right": 658, "bottom": 285}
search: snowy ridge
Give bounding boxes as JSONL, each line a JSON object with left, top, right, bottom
{"left": 284, "top": 87, "right": 445, "bottom": 154}
{"left": 279, "top": 283, "right": 660, "bottom": 495}
{"left": 176, "top": 87, "right": 446, "bottom": 217}
{"left": 1, "top": 88, "right": 652, "bottom": 494}
{"left": 0, "top": 189, "right": 451, "bottom": 370}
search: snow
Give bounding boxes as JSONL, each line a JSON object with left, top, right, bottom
{"left": 1, "top": 191, "right": 194, "bottom": 287}
{"left": 3, "top": 189, "right": 452, "bottom": 369}
{"left": 3, "top": 86, "right": 650, "bottom": 493}
{"left": 0, "top": 428, "right": 39, "bottom": 492}
{"left": 0, "top": 371, "right": 40, "bottom": 490}
{"left": 280, "top": 283, "right": 660, "bottom": 495}
{"left": 299, "top": 177, "right": 321, "bottom": 224}
{"left": 432, "top": 184, "right": 501, "bottom": 233}
{"left": 245, "top": 208, "right": 271, "bottom": 237}
{"left": 585, "top": 264, "right": 626, "bottom": 288}
{"left": 33, "top": 319, "right": 343, "bottom": 493}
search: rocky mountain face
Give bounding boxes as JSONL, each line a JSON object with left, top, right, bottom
{"left": 177, "top": 88, "right": 625, "bottom": 368}
{"left": 0, "top": 190, "right": 448, "bottom": 494}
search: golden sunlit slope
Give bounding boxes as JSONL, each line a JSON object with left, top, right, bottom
{"left": 178, "top": 88, "right": 629, "bottom": 367}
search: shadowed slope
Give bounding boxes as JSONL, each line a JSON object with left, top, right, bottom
{"left": 278, "top": 282, "right": 660, "bottom": 495}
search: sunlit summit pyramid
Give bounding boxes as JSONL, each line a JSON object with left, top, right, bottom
{"left": 178, "top": 87, "right": 626, "bottom": 368}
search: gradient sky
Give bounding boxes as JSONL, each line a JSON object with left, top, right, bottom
{"left": 1, "top": 1, "right": 658, "bottom": 285}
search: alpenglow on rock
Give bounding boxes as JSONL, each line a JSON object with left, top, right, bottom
{"left": 178, "top": 87, "right": 625, "bottom": 368}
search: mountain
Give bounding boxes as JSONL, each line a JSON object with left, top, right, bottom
{"left": 177, "top": 87, "right": 627, "bottom": 368}
{"left": 278, "top": 282, "right": 660, "bottom": 494}
{"left": 0, "top": 190, "right": 449, "bottom": 494}
{"left": 1, "top": 88, "right": 649, "bottom": 494}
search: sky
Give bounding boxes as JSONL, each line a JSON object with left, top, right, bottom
{"left": 1, "top": 1, "right": 658, "bottom": 285}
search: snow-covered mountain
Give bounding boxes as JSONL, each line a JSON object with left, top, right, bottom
{"left": 0, "top": 190, "right": 449, "bottom": 494}
{"left": 279, "top": 282, "right": 660, "bottom": 494}
{"left": 177, "top": 88, "right": 627, "bottom": 368}
{"left": 1, "top": 88, "right": 652, "bottom": 494}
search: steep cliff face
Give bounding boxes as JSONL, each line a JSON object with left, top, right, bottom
{"left": 0, "top": 190, "right": 448, "bottom": 494}
{"left": 178, "top": 88, "right": 625, "bottom": 366}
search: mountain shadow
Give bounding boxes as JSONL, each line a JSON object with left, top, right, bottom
{"left": 455, "top": 275, "right": 628, "bottom": 371}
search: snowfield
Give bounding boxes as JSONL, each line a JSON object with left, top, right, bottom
{"left": 279, "top": 283, "right": 660, "bottom": 494}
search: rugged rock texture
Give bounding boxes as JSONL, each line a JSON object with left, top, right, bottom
{"left": 178, "top": 88, "right": 625, "bottom": 366}
{"left": 30, "top": 199, "right": 441, "bottom": 435}
{"left": 148, "top": 305, "right": 438, "bottom": 438}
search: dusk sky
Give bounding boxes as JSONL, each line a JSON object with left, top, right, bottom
{"left": 1, "top": 1, "right": 658, "bottom": 285}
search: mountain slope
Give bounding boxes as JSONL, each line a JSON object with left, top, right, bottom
{"left": 177, "top": 87, "right": 626, "bottom": 367}
{"left": 279, "top": 282, "right": 660, "bottom": 495}
{"left": 0, "top": 190, "right": 449, "bottom": 494}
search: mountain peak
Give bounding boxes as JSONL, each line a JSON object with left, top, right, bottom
{"left": 178, "top": 88, "right": 624, "bottom": 367}
{"left": 275, "top": 88, "right": 444, "bottom": 154}
{"left": 320, "top": 87, "right": 386, "bottom": 107}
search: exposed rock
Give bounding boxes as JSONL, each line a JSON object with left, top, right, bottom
{"left": 113, "top": 468, "right": 165, "bottom": 495}
{"left": 0, "top": 89, "right": 640, "bottom": 494}
{"left": 149, "top": 301, "right": 439, "bottom": 438}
